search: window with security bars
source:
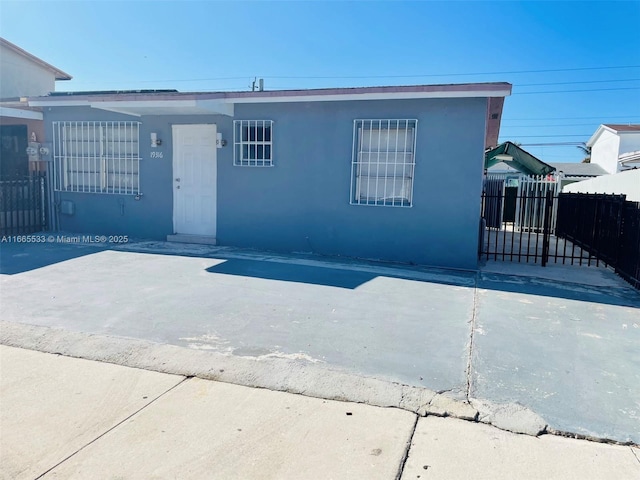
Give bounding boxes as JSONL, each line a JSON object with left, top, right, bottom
{"left": 233, "top": 120, "right": 273, "bottom": 166}
{"left": 53, "top": 121, "right": 140, "bottom": 194}
{"left": 351, "top": 119, "right": 417, "bottom": 207}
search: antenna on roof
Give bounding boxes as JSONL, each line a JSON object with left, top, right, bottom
{"left": 251, "top": 77, "right": 264, "bottom": 92}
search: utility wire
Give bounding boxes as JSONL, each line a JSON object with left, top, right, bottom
{"left": 264, "top": 65, "right": 640, "bottom": 79}
{"left": 261, "top": 78, "right": 640, "bottom": 90}
{"left": 86, "top": 77, "right": 253, "bottom": 85}
{"left": 69, "top": 65, "right": 640, "bottom": 86}
{"left": 513, "top": 86, "right": 640, "bottom": 95}
{"left": 517, "top": 78, "right": 640, "bottom": 87}
{"left": 507, "top": 134, "right": 592, "bottom": 138}
{"left": 229, "top": 84, "right": 640, "bottom": 96}
{"left": 505, "top": 115, "right": 640, "bottom": 121}
{"left": 517, "top": 142, "right": 586, "bottom": 146}
{"left": 502, "top": 120, "right": 640, "bottom": 127}
{"left": 502, "top": 123, "right": 624, "bottom": 128}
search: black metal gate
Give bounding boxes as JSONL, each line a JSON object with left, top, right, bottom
{"left": 482, "top": 188, "right": 556, "bottom": 266}
{"left": 480, "top": 179, "right": 598, "bottom": 267}
{"left": 0, "top": 173, "right": 48, "bottom": 236}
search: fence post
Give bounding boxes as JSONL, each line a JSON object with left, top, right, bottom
{"left": 541, "top": 190, "right": 553, "bottom": 267}
{"left": 40, "top": 175, "right": 46, "bottom": 230}
{"left": 613, "top": 194, "right": 626, "bottom": 270}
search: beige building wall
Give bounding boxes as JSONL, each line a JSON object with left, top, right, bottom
{"left": 0, "top": 46, "right": 56, "bottom": 99}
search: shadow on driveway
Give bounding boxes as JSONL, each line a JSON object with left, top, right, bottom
{"left": 206, "top": 259, "right": 378, "bottom": 289}
{"left": 2, "top": 240, "right": 639, "bottom": 309}
{"left": 478, "top": 272, "right": 640, "bottom": 309}
{"left": 204, "top": 250, "right": 640, "bottom": 309}
{"left": 0, "top": 242, "right": 107, "bottom": 275}
{"left": 205, "top": 260, "right": 640, "bottom": 308}
{"left": 205, "top": 258, "right": 476, "bottom": 290}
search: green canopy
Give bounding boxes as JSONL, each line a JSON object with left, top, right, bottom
{"left": 485, "top": 141, "right": 555, "bottom": 176}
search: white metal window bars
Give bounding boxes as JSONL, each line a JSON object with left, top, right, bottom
{"left": 233, "top": 120, "right": 273, "bottom": 167}
{"left": 53, "top": 121, "right": 141, "bottom": 195}
{"left": 351, "top": 119, "right": 417, "bottom": 207}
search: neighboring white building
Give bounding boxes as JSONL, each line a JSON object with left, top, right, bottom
{"left": 0, "top": 37, "right": 71, "bottom": 99}
{"left": 586, "top": 124, "right": 640, "bottom": 174}
{"left": 563, "top": 169, "right": 640, "bottom": 203}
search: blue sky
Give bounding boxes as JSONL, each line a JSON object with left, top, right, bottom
{"left": 1, "top": 0, "right": 639, "bottom": 163}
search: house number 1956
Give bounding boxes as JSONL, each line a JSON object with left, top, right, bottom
{"left": 150, "top": 152, "right": 164, "bottom": 159}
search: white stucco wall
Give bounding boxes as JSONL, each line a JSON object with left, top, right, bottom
{"left": 563, "top": 169, "right": 640, "bottom": 202}
{"left": 590, "top": 129, "right": 620, "bottom": 174}
{"left": 618, "top": 132, "right": 640, "bottom": 156}
{"left": 0, "top": 46, "right": 55, "bottom": 98}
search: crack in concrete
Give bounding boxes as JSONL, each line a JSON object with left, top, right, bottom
{"left": 465, "top": 272, "right": 480, "bottom": 401}
{"left": 3, "top": 321, "right": 636, "bottom": 447}
{"left": 630, "top": 446, "right": 640, "bottom": 464}
{"left": 545, "top": 427, "right": 638, "bottom": 447}
{"left": 33, "top": 376, "right": 191, "bottom": 479}
{"left": 395, "top": 414, "right": 419, "bottom": 480}
{"left": 423, "top": 394, "right": 478, "bottom": 421}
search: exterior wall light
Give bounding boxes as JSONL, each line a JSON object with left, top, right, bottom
{"left": 150, "top": 132, "right": 162, "bottom": 147}
{"left": 216, "top": 132, "right": 226, "bottom": 148}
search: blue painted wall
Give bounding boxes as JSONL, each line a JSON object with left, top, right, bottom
{"left": 44, "top": 97, "right": 487, "bottom": 269}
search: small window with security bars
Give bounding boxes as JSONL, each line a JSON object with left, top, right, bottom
{"left": 53, "top": 121, "right": 141, "bottom": 195}
{"left": 350, "top": 119, "right": 417, "bottom": 207}
{"left": 233, "top": 120, "right": 273, "bottom": 167}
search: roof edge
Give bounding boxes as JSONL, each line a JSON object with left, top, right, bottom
{"left": 27, "top": 82, "right": 512, "bottom": 105}
{"left": 1, "top": 37, "right": 72, "bottom": 81}
{"left": 485, "top": 141, "right": 556, "bottom": 176}
{"left": 584, "top": 124, "right": 640, "bottom": 147}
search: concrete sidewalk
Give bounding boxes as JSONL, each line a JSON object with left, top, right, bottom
{"left": 1, "top": 345, "right": 638, "bottom": 480}
{"left": 1, "top": 240, "right": 639, "bottom": 445}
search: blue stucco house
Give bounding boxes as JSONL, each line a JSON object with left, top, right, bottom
{"left": 29, "top": 83, "right": 511, "bottom": 269}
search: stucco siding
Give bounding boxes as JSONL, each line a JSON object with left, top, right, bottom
{"left": 220, "top": 98, "right": 486, "bottom": 268}
{"left": 45, "top": 97, "right": 487, "bottom": 269}
{"left": 590, "top": 129, "right": 621, "bottom": 174}
{"left": 45, "top": 108, "right": 233, "bottom": 239}
{"left": 618, "top": 133, "right": 640, "bottom": 156}
{"left": 0, "top": 47, "right": 55, "bottom": 98}
{"left": 0, "top": 116, "right": 44, "bottom": 140}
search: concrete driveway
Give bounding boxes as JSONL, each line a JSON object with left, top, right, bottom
{"left": 1, "top": 240, "right": 639, "bottom": 443}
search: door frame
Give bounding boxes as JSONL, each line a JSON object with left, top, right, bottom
{"left": 171, "top": 123, "right": 217, "bottom": 236}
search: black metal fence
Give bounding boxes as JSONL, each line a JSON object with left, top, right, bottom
{"left": 481, "top": 189, "right": 555, "bottom": 265}
{"left": 0, "top": 173, "right": 48, "bottom": 236}
{"left": 556, "top": 193, "right": 640, "bottom": 289}
{"left": 480, "top": 183, "right": 600, "bottom": 267}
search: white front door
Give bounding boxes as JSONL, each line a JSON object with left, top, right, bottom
{"left": 172, "top": 124, "right": 217, "bottom": 236}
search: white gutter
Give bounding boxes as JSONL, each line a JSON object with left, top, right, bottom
{"left": 0, "top": 106, "right": 43, "bottom": 120}
{"left": 223, "top": 89, "right": 512, "bottom": 104}
{"left": 28, "top": 87, "right": 512, "bottom": 108}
